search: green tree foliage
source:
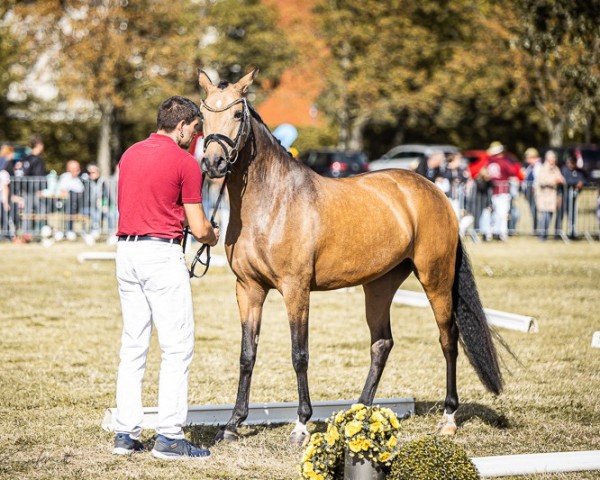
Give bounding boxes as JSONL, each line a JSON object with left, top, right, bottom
{"left": 0, "top": 3, "right": 29, "bottom": 141}
{"left": 11, "top": 0, "right": 204, "bottom": 174}
{"left": 508, "top": 0, "right": 600, "bottom": 147}
{"left": 200, "top": 0, "right": 295, "bottom": 100}
{"left": 313, "top": 0, "right": 508, "bottom": 150}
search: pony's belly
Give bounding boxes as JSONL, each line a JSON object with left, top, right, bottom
{"left": 311, "top": 250, "right": 409, "bottom": 290}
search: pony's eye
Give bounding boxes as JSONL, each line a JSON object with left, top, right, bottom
{"left": 234, "top": 110, "right": 243, "bottom": 120}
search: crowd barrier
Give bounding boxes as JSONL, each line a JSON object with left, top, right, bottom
{"left": 1, "top": 176, "right": 598, "bottom": 242}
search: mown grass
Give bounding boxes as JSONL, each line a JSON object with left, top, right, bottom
{"left": 0, "top": 238, "right": 599, "bottom": 479}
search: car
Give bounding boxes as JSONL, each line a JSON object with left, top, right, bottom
{"left": 299, "top": 149, "right": 369, "bottom": 178}
{"left": 368, "top": 144, "right": 459, "bottom": 171}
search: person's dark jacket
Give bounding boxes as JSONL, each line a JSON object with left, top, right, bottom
{"left": 22, "top": 154, "right": 46, "bottom": 176}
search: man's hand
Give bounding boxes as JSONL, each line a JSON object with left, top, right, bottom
{"left": 184, "top": 203, "right": 219, "bottom": 245}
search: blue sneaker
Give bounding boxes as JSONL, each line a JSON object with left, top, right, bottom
{"left": 151, "top": 434, "right": 211, "bottom": 459}
{"left": 113, "top": 433, "right": 145, "bottom": 455}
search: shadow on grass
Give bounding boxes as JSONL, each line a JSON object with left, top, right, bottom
{"left": 182, "top": 400, "right": 509, "bottom": 448}
{"left": 416, "top": 400, "right": 510, "bottom": 429}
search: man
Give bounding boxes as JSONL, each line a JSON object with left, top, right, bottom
{"left": 415, "top": 149, "right": 445, "bottom": 182}
{"left": 485, "top": 141, "right": 515, "bottom": 241}
{"left": 559, "top": 156, "right": 586, "bottom": 239}
{"left": 113, "top": 96, "right": 219, "bottom": 459}
{"left": 22, "top": 135, "right": 46, "bottom": 176}
{"left": 523, "top": 147, "right": 542, "bottom": 234}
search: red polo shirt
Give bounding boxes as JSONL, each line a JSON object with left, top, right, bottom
{"left": 117, "top": 133, "right": 202, "bottom": 239}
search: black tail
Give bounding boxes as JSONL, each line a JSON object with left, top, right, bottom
{"left": 452, "top": 239, "right": 503, "bottom": 395}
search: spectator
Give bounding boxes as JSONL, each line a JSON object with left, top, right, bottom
{"left": 483, "top": 141, "right": 514, "bottom": 241}
{"left": 534, "top": 150, "right": 564, "bottom": 241}
{"left": 560, "top": 156, "right": 586, "bottom": 239}
{"left": 522, "top": 147, "right": 542, "bottom": 235}
{"left": 0, "top": 163, "right": 11, "bottom": 239}
{"left": 415, "top": 149, "right": 444, "bottom": 182}
{"left": 20, "top": 135, "right": 47, "bottom": 235}
{"left": 0, "top": 143, "right": 15, "bottom": 171}
{"left": 82, "top": 163, "right": 105, "bottom": 238}
{"left": 22, "top": 135, "right": 46, "bottom": 176}
{"left": 57, "top": 159, "right": 84, "bottom": 238}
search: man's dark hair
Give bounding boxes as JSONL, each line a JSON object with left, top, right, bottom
{"left": 30, "top": 135, "right": 43, "bottom": 149}
{"left": 157, "top": 96, "right": 201, "bottom": 132}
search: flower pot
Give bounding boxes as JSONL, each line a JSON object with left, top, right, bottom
{"left": 343, "top": 452, "right": 386, "bottom": 480}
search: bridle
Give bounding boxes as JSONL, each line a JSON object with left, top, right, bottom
{"left": 200, "top": 97, "right": 251, "bottom": 170}
{"left": 183, "top": 96, "right": 252, "bottom": 278}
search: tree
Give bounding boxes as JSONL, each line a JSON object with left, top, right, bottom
{"left": 199, "top": 0, "right": 295, "bottom": 100}
{"left": 508, "top": 0, "right": 600, "bottom": 147}
{"left": 0, "top": 3, "right": 30, "bottom": 141}
{"left": 12, "top": 0, "right": 204, "bottom": 175}
{"left": 313, "top": 0, "right": 499, "bottom": 151}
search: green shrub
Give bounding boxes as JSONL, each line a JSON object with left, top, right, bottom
{"left": 389, "top": 435, "right": 480, "bottom": 480}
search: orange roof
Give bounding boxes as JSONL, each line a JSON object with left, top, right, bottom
{"left": 257, "top": 0, "right": 327, "bottom": 128}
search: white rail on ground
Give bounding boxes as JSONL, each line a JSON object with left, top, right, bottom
{"left": 473, "top": 450, "right": 600, "bottom": 477}
{"left": 393, "top": 290, "right": 538, "bottom": 333}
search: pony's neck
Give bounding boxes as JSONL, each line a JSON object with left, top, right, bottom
{"left": 226, "top": 115, "right": 295, "bottom": 203}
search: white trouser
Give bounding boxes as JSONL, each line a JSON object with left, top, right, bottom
{"left": 114, "top": 240, "right": 194, "bottom": 440}
{"left": 491, "top": 193, "right": 511, "bottom": 239}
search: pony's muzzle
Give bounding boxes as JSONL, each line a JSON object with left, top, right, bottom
{"left": 201, "top": 155, "right": 228, "bottom": 178}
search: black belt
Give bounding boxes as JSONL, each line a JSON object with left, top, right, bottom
{"left": 118, "top": 235, "right": 180, "bottom": 244}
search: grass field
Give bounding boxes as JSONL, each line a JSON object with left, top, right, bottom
{"left": 0, "top": 238, "right": 599, "bottom": 479}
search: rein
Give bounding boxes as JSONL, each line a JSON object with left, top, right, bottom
{"left": 183, "top": 175, "right": 228, "bottom": 278}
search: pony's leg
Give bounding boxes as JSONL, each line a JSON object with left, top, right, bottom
{"left": 215, "top": 279, "right": 268, "bottom": 442}
{"left": 281, "top": 284, "right": 312, "bottom": 446}
{"left": 358, "top": 262, "right": 412, "bottom": 405}
{"left": 418, "top": 264, "right": 460, "bottom": 435}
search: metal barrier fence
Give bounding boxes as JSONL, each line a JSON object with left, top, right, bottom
{"left": 0, "top": 175, "right": 598, "bottom": 242}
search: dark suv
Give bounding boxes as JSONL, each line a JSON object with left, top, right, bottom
{"left": 299, "top": 149, "right": 369, "bottom": 178}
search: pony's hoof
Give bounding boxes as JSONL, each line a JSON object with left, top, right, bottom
{"left": 437, "top": 420, "right": 457, "bottom": 436}
{"left": 214, "top": 428, "right": 239, "bottom": 443}
{"left": 289, "top": 430, "right": 310, "bottom": 447}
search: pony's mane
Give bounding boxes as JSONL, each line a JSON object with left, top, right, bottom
{"left": 248, "top": 104, "right": 292, "bottom": 159}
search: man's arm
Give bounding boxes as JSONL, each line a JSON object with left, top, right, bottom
{"left": 183, "top": 203, "right": 219, "bottom": 246}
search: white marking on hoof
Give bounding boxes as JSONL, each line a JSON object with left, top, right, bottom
{"left": 437, "top": 410, "right": 457, "bottom": 436}
{"left": 290, "top": 420, "right": 310, "bottom": 446}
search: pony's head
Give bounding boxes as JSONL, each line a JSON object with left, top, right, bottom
{"left": 198, "top": 68, "right": 259, "bottom": 178}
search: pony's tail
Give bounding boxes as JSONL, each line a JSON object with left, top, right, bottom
{"left": 452, "top": 239, "right": 503, "bottom": 395}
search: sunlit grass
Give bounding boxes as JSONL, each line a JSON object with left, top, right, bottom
{"left": 0, "top": 238, "right": 599, "bottom": 479}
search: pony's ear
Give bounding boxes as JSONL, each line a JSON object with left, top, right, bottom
{"left": 198, "top": 69, "right": 215, "bottom": 93}
{"left": 235, "top": 67, "right": 259, "bottom": 94}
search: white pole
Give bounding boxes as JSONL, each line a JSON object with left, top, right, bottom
{"left": 473, "top": 451, "right": 600, "bottom": 477}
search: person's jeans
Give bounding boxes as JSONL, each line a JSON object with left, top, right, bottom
{"left": 114, "top": 240, "right": 194, "bottom": 440}
{"left": 539, "top": 211, "right": 553, "bottom": 240}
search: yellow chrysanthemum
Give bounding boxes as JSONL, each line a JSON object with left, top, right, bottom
{"left": 334, "top": 411, "right": 345, "bottom": 424}
{"left": 325, "top": 424, "right": 340, "bottom": 446}
{"left": 348, "top": 438, "right": 365, "bottom": 453}
{"left": 344, "top": 420, "right": 363, "bottom": 437}
{"left": 369, "top": 420, "right": 383, "bottom": 433}
{"left": 387, "top": 435, "right": 397, "bottom": 448}
{"left": 350, "top": 403, "right": 366, "bottom": 413}
{"left": 303, "top": 461, "right": 314, "bottom": 473}
{"left": 390, "top": 415, "right": 400, "bottom": 429}
{"left": 378, "top": 451, "right": 391, "bottom": 462}
{"left": 370, "top": 411, "right": 385, "bottom": 423}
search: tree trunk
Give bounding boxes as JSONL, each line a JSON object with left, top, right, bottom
{"left": 348, "top": 118, "right": 365, "bottom": 151}
{"left": 97, "top": 100, "right": 114, "bottom": 177}
{"left": 545, "top": 117, "right": 564, "bottom": 148}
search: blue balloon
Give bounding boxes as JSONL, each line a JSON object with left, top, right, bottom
{"left": 272, "top": 123, "right": 298, "bottom": 149}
